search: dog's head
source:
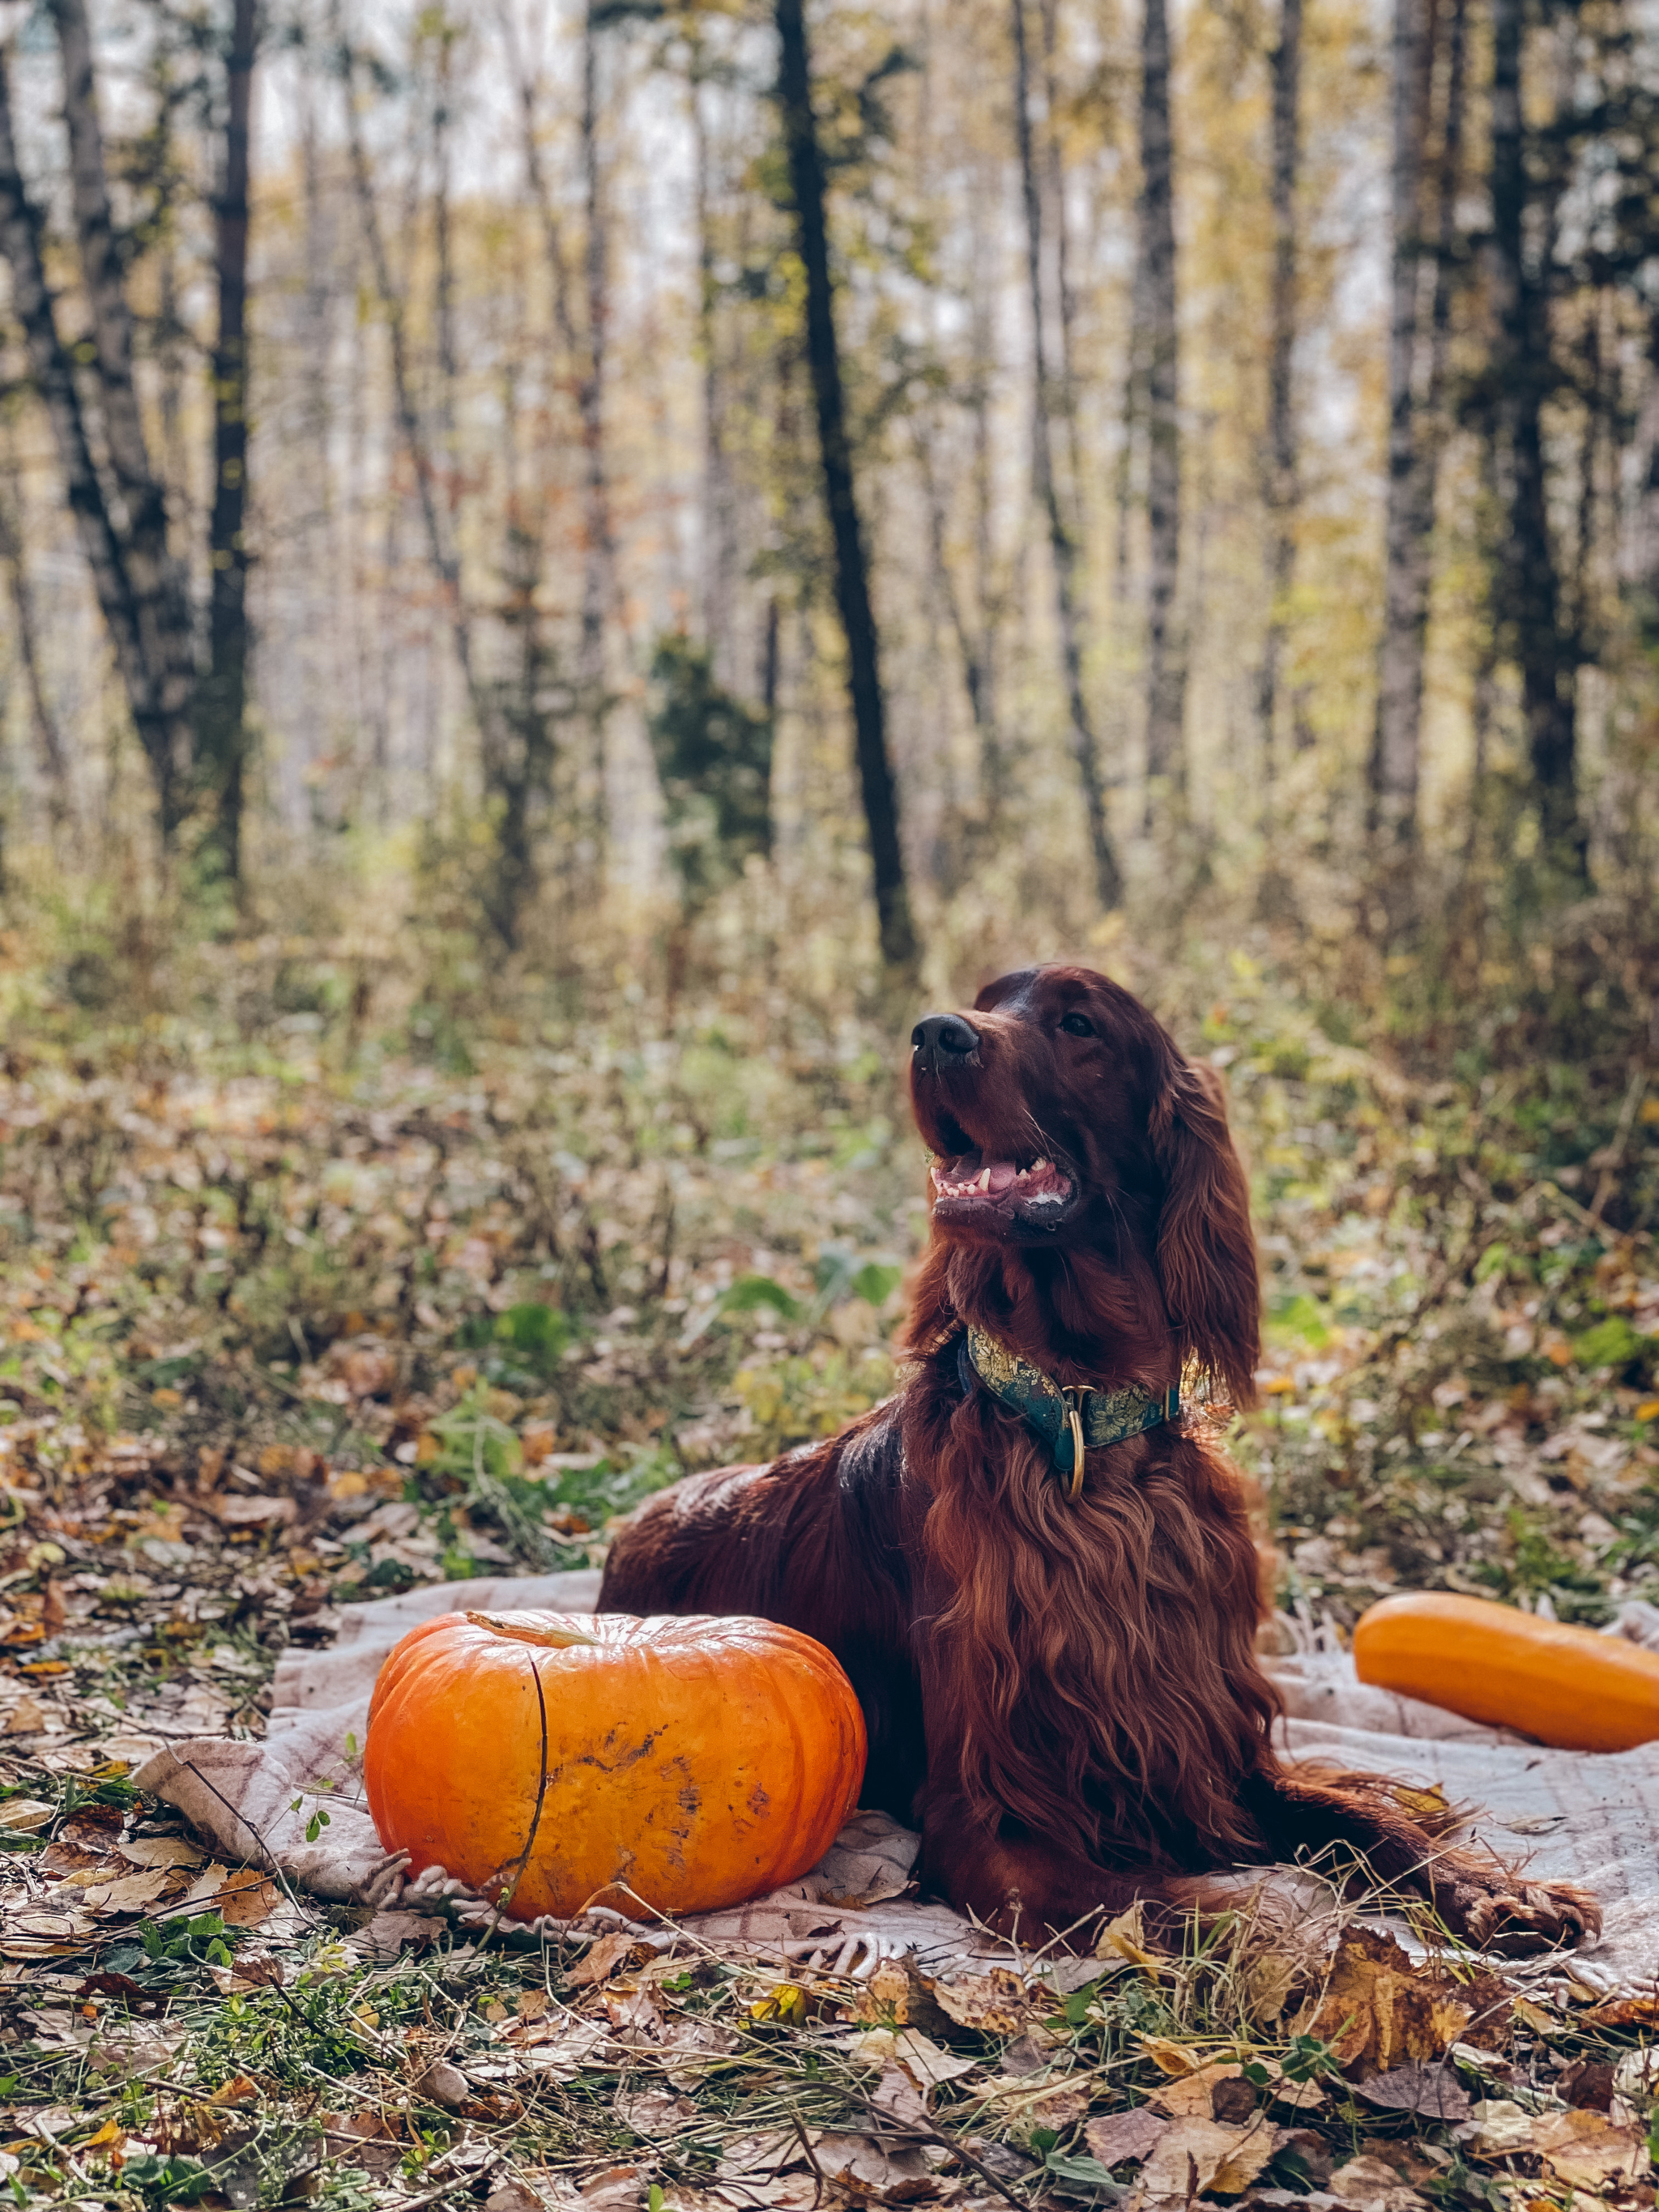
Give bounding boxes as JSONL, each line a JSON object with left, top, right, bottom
{"left": 908, "top": 964, "right": 1260, "bottom": 1401}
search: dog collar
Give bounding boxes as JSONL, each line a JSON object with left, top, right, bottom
{"left": 962, "top": 1326, "right": 1179, "bottom": 1502}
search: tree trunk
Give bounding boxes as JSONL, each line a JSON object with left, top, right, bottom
{"left": 1256, "top": 0, "right": 1301, "bottom": 790}
{"left": 1487, "top": 0, "right": 1585, "bottom": 883}
{"left": 1138, "top": 0, "right": 1185, "bottom": 813}
{"left": 578, "top": 9, "right": 620, "bottom": 825}
{"left": 1367, "top": 0, "right": 1432, "bottom": 863}
{"left": 195, "top": 0, "right": 258, "bottom": 890}
{"left": 0, "top": 46, "right": 191, "bottom": 838}
{"left": 44, "top": 0, "right": 196, "bottom": 833}
{"left": 774, "top": 0, "right": 919, "bottom": 976}
{"left": 335, "top": 0, "right": 527, "bottom": 923}
{"left": 1011, "top": 0, "right": 1123, "bottom": 908}
{"left": 693, "top": 65, "right": 739, "bottom": 689}
{"left": 0, "top": 471, "right": 73, "bottom": 836}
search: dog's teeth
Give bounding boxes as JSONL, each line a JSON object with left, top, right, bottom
{"left": 1031, "top": 1157, "right": 1049, "bottom": 1173}
{"left": 977, "top": 1166, "right": 992, "bottom": 1191}
{"left": 1014, "top": 1167, "right": 1028, "bottom": 1181}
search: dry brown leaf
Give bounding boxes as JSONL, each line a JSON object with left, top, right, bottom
{"left": 1150, "top": 2061, "right": 1243, "bottom": 2118}
{"left": 116, "top": 1835, "right": 207, "bottom": 1870}
{"left": 812, "top": 2132, "right": 939, "bottom": 2205}
{"left": 615, "top": 2087, "right": 697, "bottom": 2138}
{"left": 82, "top": 1867, "right": 173, "bottom": 1915}
{"left": 850, "top": 2027, "right": 980, "bottom": 2091}
{"left": 216, "top": 1876, "right": 279, "bottom": 1927}
{"left": 212, "top": 1494, "right": 298, "bottom": 1527}
{"left": 1245, "top": 1952, "right": 1297, "bottom": 2027}
{"left": 1096, "top": 1899, "right": 1159, "bottom": 1969}
{"left": 567, "top": 1931, "right": 638, "bottom": 1987}
{"left": 872, "top": 2063, "right": 929, "bottom": 2132}
{"left": 1138, "top": 2033, "right": 1205, "bottom": 2076}
{"left": 925, "top": 1966, "right": 1029, "bottom": 2036}
{"left": 1289, "top": 1927, "right": 1471, "bottom": 2075}
{"left": 1327, "top": 2154, "right": 1430, "bottom": 2210}
{"left": 1353, "top": 2062, "right": 1469, "bottom": 2122}
{"left": 1140, "top": 2116, "right": 1276, "bottom": 2201}
{"left": 1533, "top": 2109, "right": 1650, "bottom": 2190}
{"left": 714, "top": 2130, "right": 812, "bottom": 2180}
{"left": 1083, "top": 2108, "right": 1170, "bottom": 2169}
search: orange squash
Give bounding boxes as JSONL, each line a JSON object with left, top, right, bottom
{"left": 364, "top": 1609, "right": 867, "bottom": 1920}
{"left": 1353, "top": 1591, "right": 1659, "bottom": 1752}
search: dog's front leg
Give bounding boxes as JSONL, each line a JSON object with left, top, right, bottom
{"left": 1243, "top": 1767, "right": 1601, "bottom": 1955}
{"left": 918, "top": 1790, "right": 1211, "bottom": 1950}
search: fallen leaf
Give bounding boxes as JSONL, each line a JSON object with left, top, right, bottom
{"left": 1150, "top": 2060, "right": 1242, "bottom": 2118}
{"left": 117, "top": 1836, "right": 207, "bottom": 1870}
{"left": 208, "top": 2075, "right": 260, "bottom": 2106}
{"left": 1083, "top": 2108, "right": 1170, "bottom": 2169}
{"left": 214, "top": 1874, "right": 279, "bottom": 1925}
{"left": 1289, "top": 1927, "right": 1471, "bottom": 2075}
{"left": 567, "top": 1930, "right": 638, "bottom": 1987}
{"left": 412, "top": 2060, "right": 469, "bottom": 2110}
{"left": 1245, "top": 1952, "right": 1297, "bottom": 2027}
{"left": 1465, "top": 2100, "right": 1537, "bottom": 2157}
{"left": 82, "top": 1868, "right": 173, "bottom": 1914}
{"left": 924, "top": 1966, "right": 1029, "bottom": 2035}
{"left": 849, "top": 2027, "right": 980, "bottom": 2090}
{"left": 0, "top": 1798, "right": 53, "bottom": 1831}
{"left": 615, "top": 2086, "right": 697, "bottom": 2138}
{"left": 1140, "top": 2116, "right": 1276, "bottom": 2200}
{"left": 1533, "top": 2109, "right": 1650, "bottom": 2190}
{"left": 813, "top": 2131, "right": 939, "bottom": 2204}
{"left": 211, "top": 1494, "right": 298, "bottom": 1527}
{"left": 714, "top": 2130, "right": 812, "bottom": 2180}
{"left": 1354, "top": 2062, "right": 1469, "bottom": 2121}
{"left": 871, "top": 2064, "right": 929, "bottom": 2132}
{"left": 1138, "top": 2034, "right": 1205, "bottom": 2076}
{"left": 1327, "top": 2154, "right": 1430, "bottom": 2210}
{"left": 1096, "top": 1899, "right": 1159, "bottom": 1970}
{"left": 6, "top": 1694, "right": 48, "bottom": 1733}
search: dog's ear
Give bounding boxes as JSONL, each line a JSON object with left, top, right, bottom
{"left": 1149, "top": 1055, "right": 1260, "bottom": 1408}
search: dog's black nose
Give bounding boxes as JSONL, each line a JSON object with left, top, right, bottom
{"left": 911, "top": 1014, "right": 979, "bottom": 1070}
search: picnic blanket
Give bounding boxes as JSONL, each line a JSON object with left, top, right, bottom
{"left": 136, "top": 1575, "right": 1659, "bottom": 1988}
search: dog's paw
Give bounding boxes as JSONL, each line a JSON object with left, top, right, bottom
{"left": 1439, "top": 1873, "right": 1601, "bottom": 1955}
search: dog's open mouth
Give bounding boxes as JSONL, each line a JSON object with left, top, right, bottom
{"left": 929, "top": 1150, "right": 1077, "bottom": 1225}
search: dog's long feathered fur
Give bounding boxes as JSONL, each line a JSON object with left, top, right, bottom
{"left": 600, "top": 964, "right": 1599, "bottom": 1951}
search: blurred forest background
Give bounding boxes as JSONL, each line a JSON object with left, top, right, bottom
{"left": 0, "top": 0, "right": 1655, "bottom": 1645}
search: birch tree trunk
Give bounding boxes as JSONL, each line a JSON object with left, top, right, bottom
{"left": 578, "top": 10, "right": 620, "bottom": 833}
{"left": 195, "top": 0, "right": 258, "bottom": 888}
{"left": 1138, "top": 0, "right": 1186, "bottom": 813}
{"left": 693, "top": 66, "right": 739, "bottom": 690}
{"left": 46, "top": 0, "right": 197, "bottom": 834}
{"left": 774, "top": 0, "right": 919, "bottom": 976}
{"left": 1487, "top": 0, "right": 1585, "bottom": 884}
{"left": 0, "top": 469, "right": 73, "bottom": 836}
{"left": 1011, "top": 0, "right": 1122, "bottom": 908}
{"left": 0, "top": 46, "right": 190, "bottom": 840}
{"left": 1257, "top": 0, "right": 1301, "bottom": 789}
{"left": 1367, "top": 0, "right": 1431, "bottom": 865}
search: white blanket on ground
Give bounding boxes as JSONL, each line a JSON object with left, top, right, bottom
{"left": 136, "top": 1575, "right": 1659, "bottom": 1988}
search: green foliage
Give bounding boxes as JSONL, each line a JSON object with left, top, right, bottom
{"left": 647, "top": 634, "right": 773, "bottom": 911}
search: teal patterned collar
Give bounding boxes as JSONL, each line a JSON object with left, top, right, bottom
{"left": 963, "top": 1325, "right": 1179, "bottom": 1502}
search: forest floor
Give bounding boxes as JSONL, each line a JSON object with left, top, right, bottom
{"left": 2, "top": 937, "right": 1658, "bottom": 2212}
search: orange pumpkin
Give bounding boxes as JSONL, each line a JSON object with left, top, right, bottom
{"left": 364, "top": 1609, "right": 867, "bottom": 1920}
{"left": 1353, "top": 1590, "right": 1659, "bottom": 1752}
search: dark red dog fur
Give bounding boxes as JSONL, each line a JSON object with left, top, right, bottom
{"left": 600, "top": 965, "right": 1599, "bottom": 1953}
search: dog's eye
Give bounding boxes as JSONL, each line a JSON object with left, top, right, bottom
{"left": 1060, "top": 1012, "right": 1095, "bottom": 1038}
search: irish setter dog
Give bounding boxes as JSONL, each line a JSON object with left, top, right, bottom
{"left": 600, "top": 964, "right": 1598, "bottom": 1954}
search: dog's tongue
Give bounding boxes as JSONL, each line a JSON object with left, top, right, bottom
{"left": 983, "top": 1160, "right": 1018, "bottom": 1194}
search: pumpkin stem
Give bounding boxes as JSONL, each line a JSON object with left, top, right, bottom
{"left": 466, "top": 1609, "right": 600, "bottom": 1648}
